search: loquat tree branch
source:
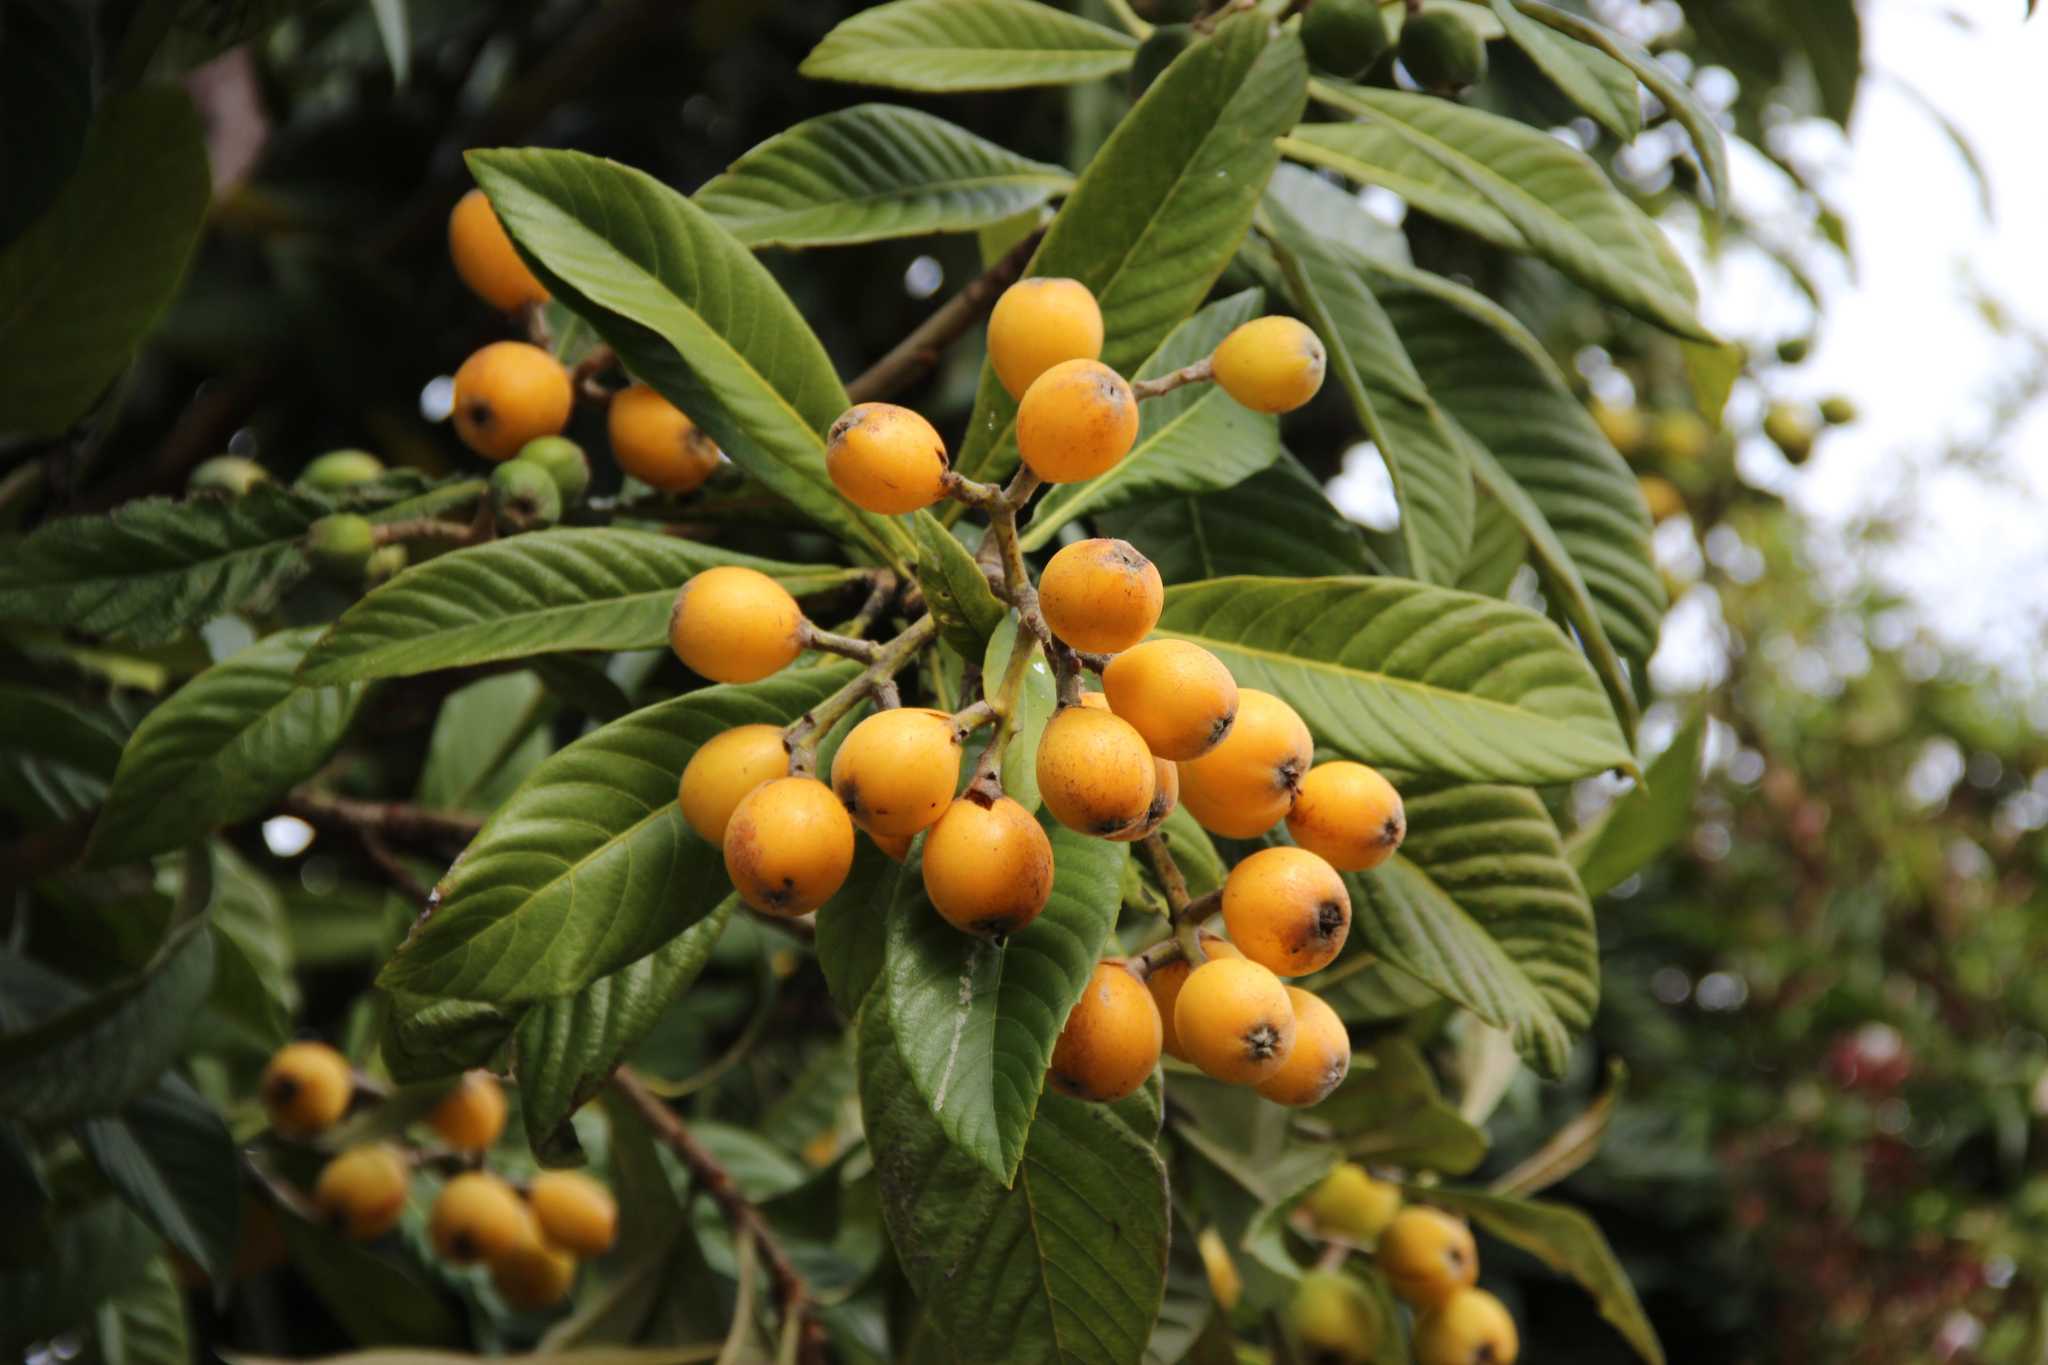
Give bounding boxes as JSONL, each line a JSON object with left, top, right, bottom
{"left": 783, "top": 612, "right": 940, "bottom": 775}
{"left": 1129, "top": 355, "right": 1214, "bottom": 401}
{"left": 282, "top": 789, "right": 485, "bottom": 845}
{"left": 845, "top": 227, "right": 1047, "bottom": 404}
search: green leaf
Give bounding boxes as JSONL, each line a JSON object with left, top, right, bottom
{"left": 982, "top": 616, "right": 1057, "bottom": 813}
{"left": 695, "top": 104, "right": 1072, "bottom": 248}
{"left": 0, "top": 86, "right": 209, "bottom": 435}
{"left": 1262, "top": 186, "right": 1473, "bottom": 585}
{"left": 1488, "top": 0, "right": 1639, "bottom": 141}
{"left": 913, "top": 513, "right": 1007, "bottom": 657}
{"left": 415, "top": 671, "right": 554, "bottom": 812}
{"left": 515, "top": 897, "right": 735, "bottom": 1165}
{"left": 0, "top": 0, "right": 93, "bottom": 245}
{"left": 300, "top": 527, "right": 861, "bottom": 685}
{"left": 1097, "top": 455, "right": 1384, "bottom": 585}
{"left": 1415, "top": 1186, "right": 1664, "bottom": 1365}
{"left": 1306, "top": 956, "right": 1443, "bottom": 1025}
{"left": 225, "top": 1351, "right": 728, "bottom": 1365}
{"left": 0, "top": 923, "right": 215, "bottom": 1123}
{"left": 367, "top": 0, "right": 409, "bottom": 86}
{"left": 1145, "top": 1207, "right": 1219, "bottom": 1365}
{"left": 0, "top": 1198, "right": 157, "bottom": 1355}
{"left": 1783, "top": 0, "right": 1861, "bottom": 127}
{"left": 468, "top": 149, "right": 909, "bottom": 568}
{"left": 382, "top": 996, "right": 517, "bottom": 1085}
{"left": 1307, "top": 1039, "right": 1487, "bottom": 1173}
{"left": 91, "top": 629, "right": 369, "bottom": 863}
{"left": 861, "top": 999, "right": 1169, "bottom": 1364}
{"left": 1021, "top": 289, "right": 1283, "bottom": 551}
{"left": 1154, "top": 576, "right": 1632, "bottom": 784}
{"left": 208, "top": 841, "right": 299, "bottom": 1016}
{"left": 85, "top": 1256, "right": 190, "bottom": 1365}
{"left": 1512, "top": 1, "right": 1728, "bottom": 212}
{"left": 1366, "top": 263, "right": 1664, "bottom": 733}
{"left": 276, "top": 1211, "right": 466, "bottom": 1348}
{"left": 1346, "top": 780, "right": 1597, "bottom": 1077}
{"left": 1456, "top": 488, "right": 1526, "bottom": 599}
{"left": 0, "top": 682, "right": 127, "bottom": 824}
{"left": 881, "top": 816, "right": 1125, "bottom": 1181}
{"left": 952, "top": 14, "right": 1307, "bottom": 485}
{"left": 378, "top": 666, "right": 853, "bottom": 1004}
{"left": 1569, "top": 710, "right": 1704, "bottom": 898}
{"left": 814, "top": 843, "right": 918, "bottom": 1016}
{"left": 76, "top": 1075, "right": 242, "bottom": 1284}
{"left": 799, "top": 0, "right": 1137, "bottom": 92}
{"left": 1286, "top": 87, "right": 1710, "bottom": 340}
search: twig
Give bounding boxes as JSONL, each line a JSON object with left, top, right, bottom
{"left": 1139, "top": 834, "right": 1211, "bottom": 967}
{"left": 1130, "top": 356, "right": 1215, "bottom": 401}
{"left": 572, "top": 345, "right": 622, "bottom": 404}
{"left": 845, "top": 228, "right": 1047, "bottom": 404}
{"left": 987, "top": 469, "right": 1086, "bottom": 707}
{"left": 783, "top": 614, "right": 940, "bottom": 775}
{"left": 282, "top": 789, "right": 484, "bottom": 845}
{"left": 361, "top": 829, "right": 435, "bottom": 905}
{"left": 613, "top": 1066, "right": 826, "bottom": 1365}
{"left": 799, "top": 621, "right": 884, "bottom": 665}
{"left": 371, "top": 517, "right": 487, "bottom": 548}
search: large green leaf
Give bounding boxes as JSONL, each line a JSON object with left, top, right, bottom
{"left": 76, "top": 1075, "right": 242, "bottom": 1283}
{"left": 415, "top": 672, "right": 554, "bottom": 813}
{"left": 1367, "top": 263, "right": 1665, "bottom": 730}
{"left": 0, "top": 1198, "right": 157, "bottom": 1354}
{"left": 1488, "top": 0, "right": 1639, "bottom": 141}
{"left": 85, "top": 1256, "right": 190, "bottom": 1365}
{"left": 0, "top": 682, "right": 126, "bottom": 825}
{"left": 881, "top": 817, "right": 1125, "bottom": 1181}
{"left": 913, "top": 512, "right": 1007, "bottom": 658}
{"left": 1417, "top": 1186, "right": 1664, "bottom": 1365}
{"left": 1346, "top": 780, "right": 1597, "bottom": 1077}
{"left": 514, "top": 896, "right": 735, "bottom": 1165}
{"left": 1782, "top": 0, "right": 1861, "bottom": 127}
{"left": 799, "top": 0, "right": 1137, "bottom": 92}
{"left": 468, "top": 149, "right": 909, "bottom": 567}
{"left": 952, "top": 13, "right": 1306, "bottom": 485}
{"left": 0, "top": 0, "right": 93, "bottom": 245}
{"left": 1021, "top": 290, "right": 1282, "bottom": 551}
{"left": 814, "top": 842, "right": 917, "bottom": 1017}
{"left": 1097, "top": 456, "right": 1385, "bottom": 585}
{"left": 1307, "top": 1039, "right": 1487, "bottom": 1173}
{"left": 1457, "top": 486, "right": 1527, "bottom": 599}
{"left": 1286, "top": 87, "right": 1710, "bottom": 340}
{"left": 298, "top": 528, "right": 858, "bottom": 684}
{"left": 1262, "top": 185, "right": 1472, "bottom": 585}
{"left": 0, "top": 87, "right": 209, "bottom": 436}
{"left": 861, "top": 999, "right": 1168, "bottom": 1365}
{"left": 276, "top": 1212, "right": 466, "bottom": 1349}
{"left": 1154, "top": 576, "right": 1632, "bottom": 785}
{"left": 696, "top": 104, "right": 1071, "bottom": 248}
{"left": 378, "top": 666, "right": 852, "bottom": 1004}
{"left": 382, "top": 996, "right": 517, "bottom": 1085}
{"left": 982, "top": 616, "right": 1057, "bottom": 814}
{"left": 91, "top": 629, "right": 369, "bottom": 863}
{"left": 1569, "top": 709, "right": 1704, "bottom": 898}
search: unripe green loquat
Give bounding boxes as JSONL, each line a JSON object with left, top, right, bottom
{"left": 427, "top": 1069, "right": 507, "bottom": 1152}
{"left": 1378, "top": 1206, "right": 1479, "bottom": 1308}
{"left": 1650, "top": 409, "right": 1710, "bottom": 462}
{"left": 1173, "top": 955, "right": 1297, "bottom": 1086}
{"left": 1035, "top": 705, "right": 1158, "bottom": 836}
{"left": 1287, "top": 761, "right": 1406, "bottom": 872}
{"left": 490, "top": 1242, "right": 578, "bottom": 1311}
{"left": 306, "top": 514, "right": 377, "bottom": 582}
{"left": 1413, "top": 1287, "right": 1519, "bottom": 1365}
{"left": 1176, "top": 688, "right": 1313, "bottom": 838}
{"left": 986, "top": 277, "right": 1105, "bottom": 400}
{"left": 490, "top": 458, "right": 563, "bottom": 532}
{"left": 189, "top": 454, "right": 270, "bottom": 496}
{"left": 1255, "top": 986, "right": 1351, "bottom": 1106}
{"left": 826, "top": 403, "right": 949, "bottom": 514}
{"left": 449, "top": 188, "right": 549, "bottom": 313}
{"left": 1223, "top": 845, "right": 1352, "bottom": 977}
{"left": 723, "top": 776, "right": 856, "bottom": 916}
{"left": 608, "top": 383, "right": 722, "bottom": 492}
{"left": 830, "top": 708, "right": 961, "bottom": 837}
{"left": 1145, "top": 930, "right": 1240, "bottom": 1060}
{"left": 1289, "top": 1269, "right": 1384, "bottom": 1364}
{"left": 1038, "top": 538, "right": 1162, "bottom": 654}
{"left": 527, "top": 1170, "right": 618, "bottom": 1256}
{"left": 922, "top": 796, "right": 1055, "bottom": 937}
{"left": 678, "top": 724, "right": 788, "bottom": 844}
{"left": 312, "top": 1143, "right": 410, "bottom": 1240}
{"left": 1016, "top": 359, "right": 1139, "bottom": 484}
{"left": 1590, "top": 402, "right": 1647, "bottom": 459}
{"left": 1638, "top": 474, "right": 1684, "bottom": 524}
{"left": 1305, "top": 1162, "right": 1403, "bottom": 1244}
{"left": 668, "top": 566, "right": 803, "bottom": 683}
{"left": 1820, "top": 394, "right": 1858, "bottom": 426}
{"left": 517, "top": 436, "right": 592, "bottom": 504}
{"left": 1102, "top": 639, "right": 1239, "bottom": 761}
{"left": 298, "top": 449, "right": 385, "bottom": 490}
{"left": 453, "top": 341, "right": 573, "bottom": 462}
{"left": 1764, "top": 401, "right": 1817, "bottom": 464}
{"left": 1049, "top": 959, "right": 1163, "bottom": 1103}
{"left": 1301, "top": 0, "right": 1390, "bottom": 77}
{"left": 365, "top": 544, "right": 409, "bottom": 585}
{"left": 1211, "top": 316, "right": 1326, "bottom": 414}
{"left": 430, "top": 1171, "right": 539, "bottom": 1264}
{"left": 1400, "top": 7, "right": 1488, "bottom": 92}
{"left": 261, "top": 1041, "right": 354, "bottom": 1137}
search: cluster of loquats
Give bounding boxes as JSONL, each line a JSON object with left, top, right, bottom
{"left": 664, "top": 276, "right": 1408, "bottom": 1120}
{"left": 257, "top": 1041, "right": 618, "bottom": 1312}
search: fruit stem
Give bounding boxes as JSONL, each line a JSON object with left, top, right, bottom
{"left": 783, "top": 612, "right": 940, "bottom": 775}
{"left": 1314, "top": 1239, "right": 1352, "bottom": 1271}
{"left": 571, "top": 344, "right": 621, "bottom": 404}
{"left": 370, "top": 517, "right": 487, "bottom": 548}
{"left": 1139, "top": 833, "right": 1193, "bottom": 913}
{"left": 988, "top": 472, "right": 1086, "bottom": 708}
{"left": 799, "top": 621, "right": 884, "bottom": 664}
{"left": 950, "top": 699, "right": 999, "bottom": 741}
{"left": 1130, "top": 355, "right": 1215, "bottom": 401}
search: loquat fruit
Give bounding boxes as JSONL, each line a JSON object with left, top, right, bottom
{"left": 825, "top": 403, "right": 949, "bottom": 514}
{"left": 1286, "top": 761, "right": 1406, "bottom": 872}
{"left": 870, "top": 828, "right": 916, "bottom": 862}
{"left": 1078, "top": 693, "right": 1178, "bottom": 840}
{"left": 1305, "top": 1162, "right": 1403, "bottom": 1244}
{"left": 1638, "top": 474, "right": 1684, "bottom": 524}
{"left": 305, "top": 514, "right": 377, "bottom": 582}
{"left": 429, "top": 1171, "right": 539, "bottom": 1264}
{"left": 1378, "top": 1206, "right": 1479, "bottom": 1308}
{"left": 298, "top": 449, "right": 385, "bottom": 490}
{"left": 527, "top": 1170, "right": 618, "bottom": 1256}
{"left": 830, "top": 708, "right": 961, "bottom": 837}
{"left": 1289, "top": 1268, "right": 1384, "bottom": 1364}
{"left": 1038, "top": 538, "right": 1162, "bottom": 654}
{"left": 1016, "top": 359, "right": 1139, "bottom": 484}
{"left": 449, "top": 187, "right": 549, "bottom": 313}
{"left": 678, "top": 724, "right": 789, "bottom": 844}
{"left": 312, "top": 1143, "right": 410, "bottom": 1240}
{"left": 723, "top": 776, "right": 856, "bottom": 916}
{"left": 1413, "top": 1287, "right": 1518, "bottom": 1365}
{"left": 608, "top": 383, "right": 722, "bottom": 493}
{"left": 1176, "top": 687, "right": 1313, "bottom": 838}
{"left": 490, "top": 458, "right": 563, "bottom": 532}
{"left": 921, "top": 795, "right": 1055, "bottom": 937}
{"left": 1173, "top": 955, "right": 1297, "bottom": 1086}
{"left": 427, "top": 1070, "right": 507, "bottom": 1152}
{"left": 1102, "top": 639, "right": 1239, "bottom": 761}
{"left": 1049, "top": 959, "right": 1163, "bottom": 1103}
{"left": 1211, "top": 316, "right": 1326, "bottom": 414}
{"left": 261, "top": 1041, "right": 355, "bottom": 1137}
{"left": 188, "top": 454, "right": 269, "bottom": 496}
{"left": 986, "top": 277, "right": 1105, "bottom": 400}
{"left": 1222, "top": 845, "right": 1351, "bottom": 977}
{"left": 490, "top": 1242, "right": 577, "bottom": 1312}
{"left": 1589, "top": 402, "right": 1646, "bottom": 459}
{"left": 1035, "top": 704, "right": 1158, "bottom": 836}
{"left": 668, "top": 565, "right": 803, "bottom": 683}
{"left": 1196, "top": 1226, "right": 1242, "bottom": 1312}
{"left": 1145, "top": 931, "right": 1241, "bottom": 1060}
{"left": 452, "top": 341, "right": 573, "bottom": 462}
{"left": 1255, "top": 986, "right": 1351, "bottom": 1106}
{"left": 1301, "top": 0, "right": 1389, "bottom": 78}
{"left": 516, "top": 436, "right": 592, "bottom": 504}
{"left": 1399, "top": 7, "right": 1488, "bottom": 92}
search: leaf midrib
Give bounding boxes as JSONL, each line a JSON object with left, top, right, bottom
{"left": 706, "top": 170, "right": 1073, "bottom": 229}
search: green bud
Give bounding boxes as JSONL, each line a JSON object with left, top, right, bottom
{"left": 188, "top": 455, "right": 270, "bottom": 497}
{"left": 306, "top": 513, "right": 377, "bottom": 581}
{"left": 1775, "top": 335, "right": 1813, "bottom": 365}
{"left": 491, "top": 459, "right": 563, "bottom": 532}
{"left": 298, "top": 448, "right": 386, "bottom": 491}
{"left": 1399, "top": 7, "right": 1487, "bottom": 92}
{"left": 1763, "top": 402, "right": 1817, "bottom": 463}
{"left": 515, "top": 435, "right": 592, "bottom": 504}
{"left": 1819, "top": 394, "right": 1858, "bottom": 426}
{"left": 1130, "top": 24, "right": 1195, "bottom": 98}
{"left": 1302, "top": 0, "right": 1390, "bottom": 79}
